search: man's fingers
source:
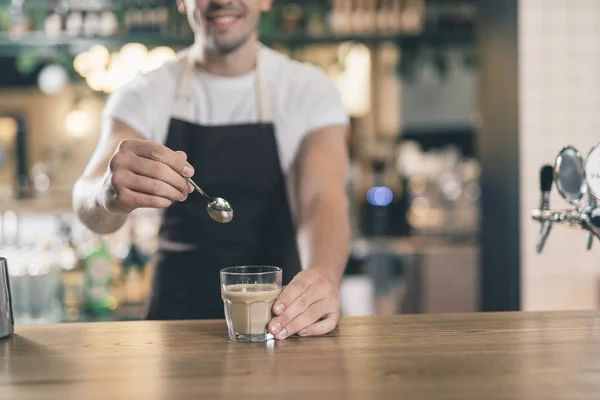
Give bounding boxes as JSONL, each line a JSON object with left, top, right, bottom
{"left": 271, "top": 277, "right": 312, "bottom": 317}
{"left": 121, "top": 140, "right": 194, "bottom": 178}
{"left": 266, "top": 270, "right": 341, "bottom": 339}
{"left": 269, "top": 289, "right": 318, "bottom": 336}
{"left": 175, "top": 150, "right": 187, "bottom": 160}
{"left": 113, "top": 170, "right": 187, "bottom": 202}
{"left": 274, "top": 299, "right": 332, "bottom": 339}
{"left": 174, "top": 151, "right": 193, "bottom": 190}
{"left": 297, "top": 313, "right": 340, "bottom": 338}
{"left": 122, "top": 155, "right": 190, "bottom": 193}
{"left": 116, "top": 188, "right": 173, "bottom": 211}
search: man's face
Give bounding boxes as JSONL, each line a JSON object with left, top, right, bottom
{"left": 179, "top": 0, "right": 272, "bottom": 54}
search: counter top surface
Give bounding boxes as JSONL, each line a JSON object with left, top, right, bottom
{"left": 1, "top": 310, "right": 600, "bottom": 400}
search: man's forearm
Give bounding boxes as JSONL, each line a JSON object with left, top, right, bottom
{"left": 296, "top": 191, "right": 351, "bottom": 286}
{"left": 73, "top": 178, "right": 128, "bottom": 235}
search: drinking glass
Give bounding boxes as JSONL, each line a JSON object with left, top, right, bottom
{"left": 220, "top": 266, "right": 282, "bottom": 342}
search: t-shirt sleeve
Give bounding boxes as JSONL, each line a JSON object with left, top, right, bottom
{"left": 102, "top": 74, "right": 154, "bottom": 140}
{"left": 299, "top": 67, "right": 350, "bottom": 134}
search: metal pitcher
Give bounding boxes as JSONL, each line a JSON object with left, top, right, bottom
{"left": 0, "top": 257, "right": 14, "bottom": 339}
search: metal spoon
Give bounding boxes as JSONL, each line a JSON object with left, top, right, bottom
{"left": 186, "top": 178, "right": 233, "bottom": 224}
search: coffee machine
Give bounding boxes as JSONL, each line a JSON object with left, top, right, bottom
{"left": 532, "top": 144, "right": 600, "bottom": 252}
{"left": 0, "top": 257, "right": 14, "bottom": 339}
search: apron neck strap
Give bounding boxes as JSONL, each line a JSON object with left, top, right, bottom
{"left": 255, "top": 44, "right": 272, "bottom": 123}
{"left": 172, "top": 44, "right": 272, "bottom": 123}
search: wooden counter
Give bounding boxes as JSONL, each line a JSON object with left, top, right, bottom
{"left": 2, "top": 310, "right": 600, "bottom": 399}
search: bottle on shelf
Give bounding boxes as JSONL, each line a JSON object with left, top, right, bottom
{"left": 118, "top": 226, "right": 148, "bottom": 320}
{"left": 166, "top": 0, "right": 184, "bottom": 37}
{"left": 152, "top": 0, "right": 170, "bottom": 35}
{"left": 124, "top": 0, "right": 143, "bottom": 34}
{"left": 388, "top": 0, "right": 404, "bottom": 34}
{"left": 44, "top": 3, "right": 63, "bottom": 39}
{"left": 0, "top": 3, "right": 11, "bottom": 32}
{"left": 81, "top": 235, "right": 116, "bottom": 320}
{"left": 363, "top": 0, "right": 378, "bottom": 33}
{"left": 400, "top": 0, "right": 425, "bottom": 34}
{"left": 330, "top": 0, "right": 352, "bottom": 35}
{"left": 281, "top": 2, "right": 304, "bottom": 35}
{"left": 65, "top": 7, "right": 83, "bottom": 37}
{"left": 83, "top": 10, "right": 101, "bottom": 37}
{"left": 352, "top": 0, "right": 379, "bottom": 34}
{"left": 57, "top": 220, "right": 84, "bottom": 322}
{"left": 350, "top": 0, "right": 362, "bottom": 34}
{"left": 304, "top": 2, "right": 327, "bottom": 36}
{"left": 100, "top": 6, "right": 119, "bottom": 37}
{"left": 10, "top": 0, "right": 35, "bottom": 37}
{"left": 376, "top": 0, "right": 392, "bottom": 33}
{"left": 141, "top": 0, "right": 154, "bottom": 33}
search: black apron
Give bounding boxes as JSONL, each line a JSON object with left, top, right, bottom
{"left": 146, "top": 47, "right": 302, "bottom": 320}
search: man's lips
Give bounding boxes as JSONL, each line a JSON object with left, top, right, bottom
{"left": 205, "top": 13, "right": 242, "bottom": 30}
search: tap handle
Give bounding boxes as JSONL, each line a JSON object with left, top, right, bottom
{"left": 587, "top": 232, "right": 594, "bottom": 250}
{"left": 536, "top": 220, "right": 552, "bottom": 254}
{"left": 540, "top": 165, "right": 554, "bottom": 210}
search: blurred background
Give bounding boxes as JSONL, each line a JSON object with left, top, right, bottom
{"left": 0, "top": 0, "right": 598, "bottom": 325}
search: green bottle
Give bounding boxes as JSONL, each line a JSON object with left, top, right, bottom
{"left": 82, "top": 237, "right": 116, "bottom": 320}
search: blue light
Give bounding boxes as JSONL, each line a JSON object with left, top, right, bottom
{"left": 367, "top": 186, "right": 393, "bottom": 207}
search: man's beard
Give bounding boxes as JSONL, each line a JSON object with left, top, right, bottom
{"left": 206, "top": 33, "right": 252, "bottom": 55}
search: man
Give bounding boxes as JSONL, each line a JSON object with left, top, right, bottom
{"left": 73, "top": 0, "right": 351, "bottom": 340}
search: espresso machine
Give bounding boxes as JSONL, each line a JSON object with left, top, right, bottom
{"left": 0, "top": 257, "right": 14, "bottom": 339}
{"left": 532, "top": 144, "right": 600, "bottom": 252}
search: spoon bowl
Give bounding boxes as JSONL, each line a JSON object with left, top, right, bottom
{"left": 187, "top": 178, "right": 234, "bottom": 224}
{"left": 207, "top": 197, "right": 234, "bottom": 224}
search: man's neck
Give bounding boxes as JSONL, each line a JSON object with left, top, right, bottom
{"left": 197, "top": 35, "right": 259, "bottom": 77}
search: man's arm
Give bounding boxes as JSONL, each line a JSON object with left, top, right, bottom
{"left": 268, "top": 124, "right": 351, "bottom": 339}
{"left": 73, "top": 120, "right": 140, "bottom": 234}
{"left": 296, "top": 125, "right": 350, "bottom": 284}
{"left": 73, "top": 119, "right": 194, "bottom": 235}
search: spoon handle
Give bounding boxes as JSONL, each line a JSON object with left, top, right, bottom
{"left": 187, "top": 178, "right": 209, "bottom": 200}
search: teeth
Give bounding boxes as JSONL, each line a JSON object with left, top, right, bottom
{"left": 214, "top": 16, "right": 236, "bottom": 24}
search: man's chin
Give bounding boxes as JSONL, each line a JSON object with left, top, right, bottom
{"left": 207, "top": 35, "right": 251, "bottom": 55}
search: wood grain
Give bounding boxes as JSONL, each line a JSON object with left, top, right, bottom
{"left": 1, "top": 311, "right": 600, "bottom": 400}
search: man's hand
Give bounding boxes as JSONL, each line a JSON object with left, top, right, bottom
{"left": 98, "top": 139, "right": 195, "bottom": 214}
{"left": 268, "top": 269, "right": 341, "bottom": 339}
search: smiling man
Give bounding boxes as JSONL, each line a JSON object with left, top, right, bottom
{"left": 73, "top": 0, "right": 351, "bottom": 339}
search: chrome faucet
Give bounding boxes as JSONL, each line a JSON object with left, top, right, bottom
{"left": 532, "top": 144, "right": 600, "bottom": 253}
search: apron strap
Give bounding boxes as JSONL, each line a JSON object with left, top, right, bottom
{"left": 172, "top": 45, "right": 272, "bottom": 123}
{"left": 172, "top": 49, "right": 196, "bottom": 120}
{"left": 255, "top": 45, "right": 273, "bottom": 123}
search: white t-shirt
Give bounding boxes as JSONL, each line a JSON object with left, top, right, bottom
{"left": 102, "top": 45, "right": 349, "bottom": 177}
